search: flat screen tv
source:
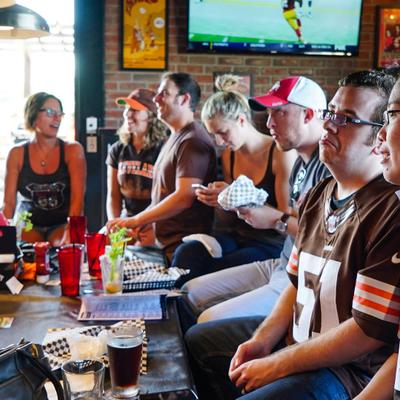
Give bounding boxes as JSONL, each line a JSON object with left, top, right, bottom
{"left": 187, "top": 0, "right": 364, "bottom": 57}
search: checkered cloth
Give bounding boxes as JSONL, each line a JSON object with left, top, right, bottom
{"left": 122, "top": 259, "right": 189, "bottom": 291}
{"left": 42, "top": 320, "right": 148, "bottom": 374}
{"left": 217, "top": 175, "right": 268, "bottom": 210}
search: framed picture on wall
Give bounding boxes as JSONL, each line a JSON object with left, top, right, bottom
{"left": 212, "top": 72, "right": 253, "bottom": 98}
{"left": 375, "top": 6, "right": 400, "bottom": 68}
{"left": 120, "top": 0, "right": 168, "bottom": 71}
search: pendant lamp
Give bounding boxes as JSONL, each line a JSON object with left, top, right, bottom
{"left": 0, "top": 0, "right": 50, "bottom": 39}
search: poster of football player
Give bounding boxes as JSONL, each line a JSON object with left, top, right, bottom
{"left": 121, "top": 0, "right": 168, "bottom": 70}
{"left": 376, "top": 6, "right": 400, "bottom": 68}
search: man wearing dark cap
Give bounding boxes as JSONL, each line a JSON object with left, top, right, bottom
{"left": 107, "top": 73, "right": 216, "bottom": 261}
{"left": 185, "top": 70, "right": 400, "bottom": 400}
{"left": 182, "top": 76, "right": 329, "bottom": 323}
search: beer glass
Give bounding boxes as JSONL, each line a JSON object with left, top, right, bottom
{"left": 107, "top": 326, "right": 144, "bottom": 398}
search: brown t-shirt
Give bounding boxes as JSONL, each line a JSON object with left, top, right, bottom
{"left": 151, "top": 121, "right": 216, "bottom": 249}
{"left": 287, "top": 175, "right": 400, "bottom": 397}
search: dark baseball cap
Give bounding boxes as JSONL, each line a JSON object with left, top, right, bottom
{"left": 115, "top": 88, "right": 157, "bottom": 114}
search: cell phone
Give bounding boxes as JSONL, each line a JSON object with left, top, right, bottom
{"left": 191, "top": 183, "right": 207, "bottom": 190}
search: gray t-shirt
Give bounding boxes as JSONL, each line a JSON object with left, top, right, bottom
{"left": 278, "top": 148, "right": 331, "bottom": 268}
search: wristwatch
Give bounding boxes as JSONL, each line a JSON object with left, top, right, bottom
{"left": 274, "top": 213, "right": 290, "bottom": 234}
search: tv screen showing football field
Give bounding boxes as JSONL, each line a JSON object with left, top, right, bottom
{"left": 187, "top": 0, "right": 364, "bottom": 56}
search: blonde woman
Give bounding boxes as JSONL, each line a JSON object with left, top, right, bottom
{"left": 172, "top": 74, "right": 296, "bottom": 284}
{"left": 106, "top": 89, "right": 167, "bottom": 244}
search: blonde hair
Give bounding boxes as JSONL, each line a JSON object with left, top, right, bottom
{"left": 117, "top": 110, "right": 167, "bottom": 150}
{"left": 201, "top": 74, "right": 251, "bottom": 124}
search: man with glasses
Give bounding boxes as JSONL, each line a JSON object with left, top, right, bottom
{"left": 181, "top": 76, "right": 329, "bottom": 326}
{"left": 107, "top": 72, "right": 216, "bottom": 261}
{"left": 185, "top": 70, "right": 400, "bottom": 400}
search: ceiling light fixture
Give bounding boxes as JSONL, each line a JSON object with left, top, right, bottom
{"left": 0, "top": 0, "right": 50, "bottom": 39}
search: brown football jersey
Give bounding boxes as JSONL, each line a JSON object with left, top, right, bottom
{"left": 287, "top": 175, "right": 400, "bottom": 397}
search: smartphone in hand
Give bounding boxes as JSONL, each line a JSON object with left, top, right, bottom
{"left": 191, "top": 183, "right": 208, "bottom": 190}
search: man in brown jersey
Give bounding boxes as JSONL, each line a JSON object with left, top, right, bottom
{"left": 186, "top": 70, "right": 400, "bottom": 400}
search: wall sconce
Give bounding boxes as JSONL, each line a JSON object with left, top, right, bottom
{"left": 0, "top": 0, "right": 50, "bottom": 39}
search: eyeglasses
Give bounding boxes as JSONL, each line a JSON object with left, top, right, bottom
{"left": 318, "top": 109, "right": 383, "bottom": 128}
{"left": 39, "top": 108, "right": 65, "bottom": 118}
{"left": 383, "top": 109, "right": 400, "bottom": 126}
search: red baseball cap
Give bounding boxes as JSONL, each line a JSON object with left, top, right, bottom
{"left": 115, "top": 88, "right": 157, "bottom": 114}
{"left": 249, "top": 76, "right": 326, "bottom": 111}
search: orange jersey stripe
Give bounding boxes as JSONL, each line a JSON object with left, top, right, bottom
{"left": 287, "top": 260, "right": 298, "bottom": 272}
{"left": 354, "top": 294, "right": 400, "bottom": 317}
{"left": 356, "top": 281, "right": 400, "bottom": 303}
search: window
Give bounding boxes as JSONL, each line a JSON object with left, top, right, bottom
{"left": 0, "top": 0, "right": 74, "bottom": 208}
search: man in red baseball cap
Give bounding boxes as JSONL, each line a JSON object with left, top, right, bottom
{"left": 249, "top": 76, "right": 326, "bottom": 111}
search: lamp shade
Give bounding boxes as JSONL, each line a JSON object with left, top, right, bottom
{"left": 0, "top": 4, "right": 50, "bottom": 39}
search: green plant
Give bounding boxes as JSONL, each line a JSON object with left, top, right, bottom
{"left": 107, "top": 227, "right": 130, "bottom": 283}
{"left": 16, "top": 211, "right": 33, "bottom": 233}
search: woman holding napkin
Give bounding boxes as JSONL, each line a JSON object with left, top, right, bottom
{"left": 172, "top": 74, "right": 296, "bottom": 285}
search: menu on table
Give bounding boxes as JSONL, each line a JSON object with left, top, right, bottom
{"left": 78, "top": 293, "right": 166, "bottom": 321}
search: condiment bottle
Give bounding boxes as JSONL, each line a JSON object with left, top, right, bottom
{"left": 34, "top": 242, "right": 51, "bottom": 283}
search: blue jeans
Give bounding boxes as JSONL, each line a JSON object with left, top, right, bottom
{"left": 185, "top": 318, "right": 351, "bottom": 400}
{"left": 239, "top": 369, "right": 349, "bottom": 400}
{"left": 172, "top": 234, "right": 283, "bottom": 287}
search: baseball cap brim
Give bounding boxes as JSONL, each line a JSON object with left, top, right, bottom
{"left": 115, "top": 97, "right": 148, "bottom": 111}
{"left": 249, "top": 94, "right": 289, "bottom": 111}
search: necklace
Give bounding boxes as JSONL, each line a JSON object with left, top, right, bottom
{"left": 34, "top": 141, "right": 56, "bottom": 168}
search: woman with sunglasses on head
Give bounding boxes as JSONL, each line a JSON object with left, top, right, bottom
{"left": 1, "top": 92, "right": 86, "bottom": 246}
{"left": 106, "top": 89, "right": 167, "bottom": 245}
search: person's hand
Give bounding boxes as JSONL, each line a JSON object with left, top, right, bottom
{"left": 236, "top": 205, "right": 281, "bottom": 229}
{"left": 229, "top": 353, "right": 283, "bottom": 394}
{"left": 106, "top": 216, "right": 139, "bottom": 232}
{"left": 229, "top": 338, "right": 268, "bottom": 375}
{"left": 196, "top": 181, "right": 229, "bottom": 207}
{"left": 135, "top": 224, "right": 155, "bottom": 247}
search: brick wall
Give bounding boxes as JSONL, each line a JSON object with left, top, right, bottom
{"left": 104, "top": 0, "right": 386, "bottom": 128}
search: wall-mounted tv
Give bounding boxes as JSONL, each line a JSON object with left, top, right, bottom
{"left": 187, "top": 0, "right": 364, "bottom": 57}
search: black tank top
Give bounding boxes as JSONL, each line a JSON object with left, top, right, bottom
{"left": 214, "top": 141, "right": 284, "bottom": 246}
{"left": 229, "top": 141, "right": 278, "bottom": 208}
{"left": 16, "top": 139, "right": 70, "bottom": 227}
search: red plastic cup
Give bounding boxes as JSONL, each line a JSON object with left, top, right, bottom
{"left": 68, "top": 216, "right": 87, "bottom": 244}
{"left": 85, "top": 233, "right": 106, "bottom": 279}
{"left": 57, "top": 244, "right": 84, "bottom": 297}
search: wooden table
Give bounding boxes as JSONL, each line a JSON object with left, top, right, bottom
{"left": 0, "top": 246, "right": 197, "bottom": 398}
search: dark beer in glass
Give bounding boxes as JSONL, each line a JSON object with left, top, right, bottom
{"left": 107, "top": 327, "right": 144, "bottom": 398}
